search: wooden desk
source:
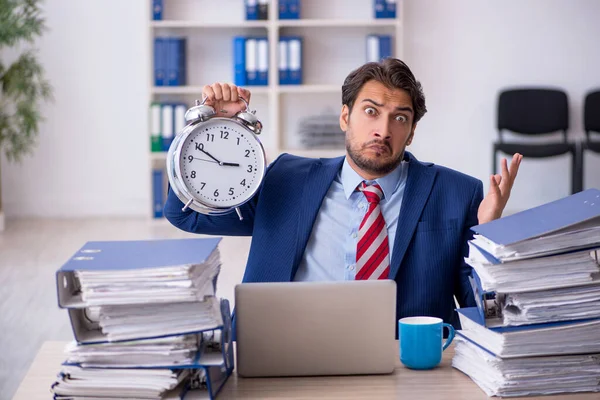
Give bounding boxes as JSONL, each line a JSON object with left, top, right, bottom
{"left": 12, "top": 341, "right": 599, "bottom": 400}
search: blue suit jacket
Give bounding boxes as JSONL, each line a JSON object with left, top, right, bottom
{"left": 165, "top": 152, "right": 483, "bottom": 333}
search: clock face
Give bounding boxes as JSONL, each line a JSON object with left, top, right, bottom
{"left": 178, "top": 119, "right": 266, "bottom": 209}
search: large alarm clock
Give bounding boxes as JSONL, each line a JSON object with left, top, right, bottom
{"left": 166, "top": 97, "right": 266, "bottom": 220}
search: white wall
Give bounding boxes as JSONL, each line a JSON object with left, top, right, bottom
{"left": 2, "top": 0, "right": 600, "bottom": 217}
{"left": 403, "top": 0, "right": 600, "bottom": 211}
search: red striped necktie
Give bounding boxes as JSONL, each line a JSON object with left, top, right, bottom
{"left": 355, "top": 182, "right": 390, "bottom": 280}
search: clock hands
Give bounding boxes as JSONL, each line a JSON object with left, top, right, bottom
{"left": 197, "top": 147, "right": 240, "bottom": 167}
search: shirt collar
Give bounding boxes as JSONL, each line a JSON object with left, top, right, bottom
{"left": 340, "top": 156, "right": 407, "bottom": 200}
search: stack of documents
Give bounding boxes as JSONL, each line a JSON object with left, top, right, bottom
{"left": 297, "top": 113, "right": 346, "bottom": 149}
{"left": 453, "top": 189, "right": 600, "bottom": 397}
{"left": 453, "top": 337, "right": 600, "bottom": 397}
{"left": 51, "top": 238, "right": 234, "bottom": 400}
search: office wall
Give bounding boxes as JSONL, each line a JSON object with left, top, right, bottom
{"left": 403, "top": 0, "right": 600, "bottom": 211}
{"left": 1, "top": 0, "right": 600, "bottom": 217}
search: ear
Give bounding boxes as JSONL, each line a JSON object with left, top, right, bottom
{"left": 339, "top": 104, "right": 349, "bottom": 131}
{"left": 406, "top": 123, "right": 417, "bottom": 146}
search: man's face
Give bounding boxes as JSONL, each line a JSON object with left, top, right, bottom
{"left": 340, "top": 80, "right": 416, "bottom": 179}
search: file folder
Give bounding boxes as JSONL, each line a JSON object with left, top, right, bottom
{"left": 154, "top": 37, "right": 166, "bottom": 86}
{"left": 257, "top": 0, "right": 269, "bottom": 20}
{"left": 257, "top": 37, "right": 269, "bottom": 85}
{"left": 152, "top": 168, "right": 164, "bottom": 218}
{"left": 279, "top": 38, "right": 289, "bottom": 84}
{"left": 161, "top": 103, "right": 174, "bottom": 151}
{"left": 288, "top": 36, "right": 303, "bottom": 85}
{"left": 245, "top": 38, "right": 258, "bottom": 85}
{"left": 245, "top": 0, "right": 258, "bottom": 20}
{"left": 152, "top": 0, "right": 163, "bottom": 20}
{"left": 233, "top": 36, "right": 247, "bottom": 86}
{"left": 150, "top": 102, "right": 162, "bottom": 152}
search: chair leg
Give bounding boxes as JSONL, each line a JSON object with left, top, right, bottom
{"left": 492, "top": 148, "right": 497, "bottom": 176}
{"left": 571, "top": 145, "right": 582, "bottom": 194}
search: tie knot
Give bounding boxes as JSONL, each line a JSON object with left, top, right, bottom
{"left": 359, "top": 182, "right": 383, "bottom": 204}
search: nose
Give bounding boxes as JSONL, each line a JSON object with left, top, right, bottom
{"left": 374, "top": 118, "right": 391, "bottom": 140}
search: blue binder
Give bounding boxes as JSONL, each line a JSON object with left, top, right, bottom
{"left": 278, "top": 0, "right": 289, "bottom": 19}
{"left": 57, "top": 238, "right": 221, "bottom": 301}
{"left": 374, "top": 0, "right": 386, "bottom": 18}
{"left": 287, "top": 36, "right": 303, "bottom": 85}
{"left": 233, "top": 36, "right": 247, "bottom": 86}
{"left": 154, "top": 37, "right": 166, "bottom": 86}
{"left": 278, "top": 37, "right": 289, "bottom": 85}
{"left": 152, "top": 0, "right": 163, "bottom": 20}
{"left": 379, "top": 35, "right": 392, "bottom": 59}
{"left": 166, "top": 37, "right": 187, "bottom": 86}
{"left": 385, "top": 0, "right": 397, "bottom": 18}
{"left": 245, "top": 0, "right": 258, "bottom": 20}
{"left": 471, "top": 188, "right": 600, "bottom": 248}
{"left": 53, "top": 300, "right": 234, "bottom": 400}
{"left": 152, "top": 168, "right": 164, "bottom": 218}
{"left": 288, "top": 0, "right": 300, "bottom": 19}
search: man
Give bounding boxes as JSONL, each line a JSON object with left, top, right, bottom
{"left": 165, "top": 58, "right": 522, "bottom": 330}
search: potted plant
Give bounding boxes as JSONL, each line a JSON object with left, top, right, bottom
{"left": 0, "top": 0, "right": 53, "bottom": 231}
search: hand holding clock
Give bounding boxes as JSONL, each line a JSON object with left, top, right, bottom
{"left": 202, "top": 83, "right": 252, "bottom": 118}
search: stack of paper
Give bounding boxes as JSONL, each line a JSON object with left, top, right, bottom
{"left": 453, "top": 189, "right": 600, "bottom": 397}
{"left": 51, "top": 238, "right": 234, "bottom": 400}
{"left": 453, "top": 337, "right": 600, "bottom": 397}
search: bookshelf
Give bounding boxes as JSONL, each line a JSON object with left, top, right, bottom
{"left": 148, "top": 0, "right": 403, "bottom": 218}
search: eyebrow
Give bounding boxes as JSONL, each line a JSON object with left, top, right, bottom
{"left": 361, "top": 98, "right": 414, "bottom": 114}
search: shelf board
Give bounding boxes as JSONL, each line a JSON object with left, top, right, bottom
{"left": 278, "top": 84, "right": 341, "bottom": 94}
{"left": 150, "top": 20, "right": 270, "bottom": 29}
{"left": 278, "top": 19, "right": 399, "bottom": 28}
{"left": 150, "top": 152, "right": 168, "bottom": 161}
{"left": 152, "top": 86, "right": 270, "bottom": 95}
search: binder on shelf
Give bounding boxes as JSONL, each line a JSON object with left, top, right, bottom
{"left": 257, "top": 0, "right": 269, "bottom": 20}
{"left": 379, "top": 35, "right": 392, "bottom": 59}
{"left": 166, "top": 37, "right": 187, "bottom": 86}
{"left": 288, "top": 0, "right": 300, "bottom": 19}
{"left": 280, "top": 0, "right": 300, "bottom": 19}
{"left": 233, "top": 36, "right": 247, "bottom": 86}
{"left": 245, "top": 0, "right": 258, "bottom": 20}
{"left": 366, "top": 35, "right": 379, "bottom": 63}
{"left": 150, "top": 102, "right": 162, "bottom": 152}
{"left": 152, "top": 168, "right": 164, "bottom": 219}
{"left": 278, "top": 38, "right": 289, "bottom": 85}
{"left": 161, "top": 103, "right": 174, "bottom": 151}
{"left": 288, "top": 36, "right": 303, "bottom": 85}
{"left": 257, "top": 37, "right": 269, "bottom": 86}
{"left": 470, "top": 188, "right": 600, "bottom": 262}
{"left": 154, "top": 37, "right": 166, "bottom": 86}
{"left": 385, "top": 0, "right": 397, "bottom": 18}
{"left": 245, "top": 38, "right": 258, "bottom": 85}
{"left": 174, "top": 103, "right": 187, "bottom": 137}
{"left": 152, "top": 0, "right": 163, "bottom": 20}
{"left": 374, "top": 0, "right": 386, "bottom": 18}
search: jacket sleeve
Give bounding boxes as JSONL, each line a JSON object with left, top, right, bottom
{"left": 164, "top": 153, "right": 285, "bottom": 237}
{"left": 454, "top": 180, "right": 483, "bottom": 307}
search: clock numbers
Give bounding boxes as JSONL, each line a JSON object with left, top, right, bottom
{"left": 229, "top": 188, "right": 234, "bottom": 195}
{"left": 214, "top": 189, "right": 219, "bottom": 197}
{"left": 188, "top": 155, "right": 193, "bottom": 163}
{"left": 240, "top": 179, "right": 246, "bottom": 186}
{"left": 244, "top": 149, "right": 250, "bottom": 157}
{"left": 220, "top": 130, "right": 229, "bottom": 139}
{"left": 206, "top": 134, "right": 215, "bottom": 142}
{"left": 247, "top": 165, "right": 253, "bottom": 173}
{"left": 236, "top": 137, "right": 240, "bottom": 145}
{"left": 200, "top": 182, "right": 206, "bottom": 189}
{"left": 195, "top": 142, "right": 204, "bottom": 151}
{"left": 191, "top": 171, "right": 196, "bottom": 178}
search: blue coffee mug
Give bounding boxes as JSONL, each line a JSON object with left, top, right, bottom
{"left": 398, "top": 316, "right": 455, "bottom": 370}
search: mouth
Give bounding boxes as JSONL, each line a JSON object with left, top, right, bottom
{"left": 365, "top": 144, "right": 390, "bottom": 154}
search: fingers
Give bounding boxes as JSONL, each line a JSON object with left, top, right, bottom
{"left": 238, "top": 86, "right": 251, "bottom": 104}
{"left": 212, "top": 83, "right": 223, "bottom": 102}
{"left": 508, "top": 153, "right": 523, "bottom": 185}
{"left": 500, "top": 158, "right": 510, "bottom": 190}
{"left": 202, "top": 85, "right": 216, "bottom": 104}
{"left": 489, "top": 175, "right": 501, "bottom": 196}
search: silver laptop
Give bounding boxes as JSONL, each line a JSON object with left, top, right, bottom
{"left": 235, "top": 280, "right": 397, "bottom": 377}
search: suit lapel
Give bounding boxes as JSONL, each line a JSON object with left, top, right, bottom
{"left": 389, "top": 152, "right": 437, "bottom": 280}
{"left": 290, "top": 156, "right": 345, "bottom": 280}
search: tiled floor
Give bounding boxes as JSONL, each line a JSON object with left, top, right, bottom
{"left": 0, "top": 218, "right": 251, "bottom": 399}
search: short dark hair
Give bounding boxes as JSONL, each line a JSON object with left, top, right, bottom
{"left": 341, "top": 58, "right": 427, "bottom": 124}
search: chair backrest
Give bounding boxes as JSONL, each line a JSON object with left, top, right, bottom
{"left": 584, "top": 90, "right": 600, "bottom": 141}
{"left": 497, "top": 88, "right": 569, "bottom": 142}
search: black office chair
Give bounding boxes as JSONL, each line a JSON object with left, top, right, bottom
{"left": 494, "top": 88, "right": 580, "bottom": 194}
{"left": 579, "top": 90, "right": 600, "bottom": 190}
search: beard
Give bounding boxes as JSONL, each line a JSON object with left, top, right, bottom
{"left": 346, "top": 136, "right": 404, "bottom": 177}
